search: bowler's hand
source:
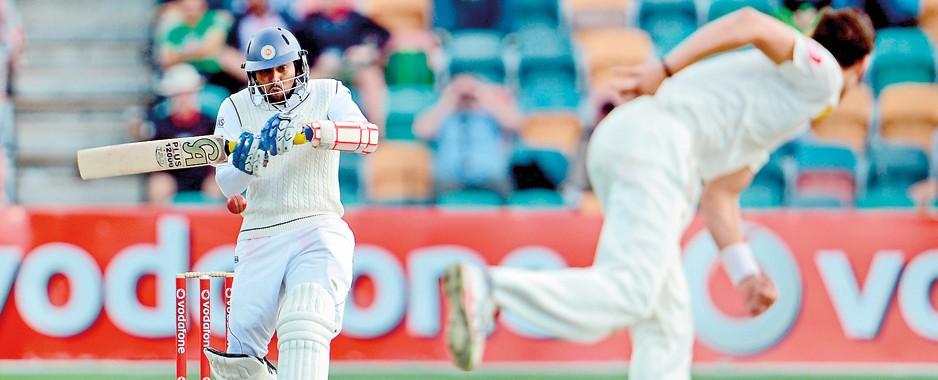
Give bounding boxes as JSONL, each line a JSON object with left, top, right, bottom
{"left": 737, "top": 274, "right": 778, "bottom": 316}
{"left": 609, "top": 61, "right": 669, "bottom": 101}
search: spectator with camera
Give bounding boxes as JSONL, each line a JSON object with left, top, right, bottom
{"left": 413, "top": 74, "right": 523, "bottom": 199}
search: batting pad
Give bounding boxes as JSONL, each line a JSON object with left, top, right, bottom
{"left": 276, "top": 282, "right": 335, "bottom": 380}
{"left": 204, "top": 347, "right": 277, "bottom": 380}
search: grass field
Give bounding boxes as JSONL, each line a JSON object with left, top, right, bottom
{"left": 2, "top": 361, "right": 936, "bottom": 380}
{"left": 2, "top": 375, "right": 938, "bottom": 380}
{"left": 2, "top": 369, "right": 938, "bottom": 380}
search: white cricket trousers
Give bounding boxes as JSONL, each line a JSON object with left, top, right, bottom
{"left": 490, "top": 97, "right": 697, "bottom": 380}
{"left": 226, "top": 218, "right": 355, "bottom": 358}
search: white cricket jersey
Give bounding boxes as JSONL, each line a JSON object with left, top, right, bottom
{"left": 213, "top": 80, "right": 367, "bottom": 240}
{"left": 654, "top": 31, "right": 843, "bottom": 181}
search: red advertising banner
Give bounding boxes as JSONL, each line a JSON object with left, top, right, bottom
{"left": 0, "top": 207, "right": 935, "bottom": 364}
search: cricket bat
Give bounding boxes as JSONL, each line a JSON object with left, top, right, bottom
{"left": 76, "top": 130, "right": 312, "bottom": 180}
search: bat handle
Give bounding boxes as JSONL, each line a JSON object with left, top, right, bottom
{"left": 224, "top": 128, "right": 314, "bottom": 155}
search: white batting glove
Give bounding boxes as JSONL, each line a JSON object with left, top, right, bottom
{"left": 260, "top": 113, "right": 300, "bottom": 156}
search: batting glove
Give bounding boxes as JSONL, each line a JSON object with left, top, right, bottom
{"left": 232, "top": 132, "right": 268, "bottom": 176}
{"left": 260, "top": 113, "right": 300, "bottom": 156}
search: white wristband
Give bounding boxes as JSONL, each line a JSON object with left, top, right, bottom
{"left": 719, "top": 242, "right": 761, "bottom": 286}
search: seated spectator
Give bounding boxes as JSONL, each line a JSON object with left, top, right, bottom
{"left": 133, "top": 64, "right": 223, "bottom": 205}
{"left": 219, "top": 0, "right": 290, "bottom": 84}
{"left": 434, "top": 0, "right": 511, "bottom": 35}
{"left": 226, "top": 0, "right": 290, "bottom": 52}
{"left": 413, "top": 74, "right": 523, "bottom": 198}
{"left": 156, "top": 0, "right": 243, "bottom": 94}
{"left": 832, "top": 0, "right": 917, "bottom": 28}
{"left": 910, "top": 130, "right": 938, "bottom": 219}
{"left": 291, "top": 0, "right": 390, "bottom": 127}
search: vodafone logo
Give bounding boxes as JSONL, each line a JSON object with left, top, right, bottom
{"left": 261, "top": 45, "right": 276, "bottom": 60}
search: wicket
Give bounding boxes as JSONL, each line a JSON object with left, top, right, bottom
{"left": 176, "top": 271, "right": 234, "bottom": 380}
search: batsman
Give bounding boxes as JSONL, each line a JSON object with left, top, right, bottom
{"left": 203, "top": 27, "right": 378, "bottom": 379}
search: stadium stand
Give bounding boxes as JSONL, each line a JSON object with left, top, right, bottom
{"left": 564, "top": 0, "right": 633, "bottom": 30}
{"left": 867, "top": 27, "right": 936, "bottom": 96}
{"left": 362, "top": 0, "right": 431, "bottom": 33}
{"left": 15, "top": 0, "right": 154, "bottom": 203}
{"left": 444, "top": 29, "right": 507, "bottom": 83}
{"left": 638, "top": 0, "right": 699, "bottom": 56}
{"left": 706, "top": 0, "right": 779, "bottom": 22}
{"left": 574, "top": 27, "right": 652, "bottom": 89}
{"left": 384, "top": 84, "right": 438, "bottom": 141}
{"left": 519, "top": 112, "right": 582, "bottom": 154}
{"left": 507, "top": 188, "right": 567, "bottom": 207}
{"left": 436, "top": 188, "right": 505, "bottom": 207}
{"left": 792, "top": 143, "right": 860, "bottom": 207}
{"left": 877, "top": 83, "right": 938, "bottom": 152}
{"left": 364, "top": 141, "right": 434, "bottom": 204}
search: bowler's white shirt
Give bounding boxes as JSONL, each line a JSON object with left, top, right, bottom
{"left": 655, "top": 30, "right": 843, "bottom": 180}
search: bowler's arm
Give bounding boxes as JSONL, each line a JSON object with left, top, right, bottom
{"left": 664, "top": 7, "right": 796, "bottom": 74}
{"left": 699, "top": 167, "right": 778, "bottom": 316}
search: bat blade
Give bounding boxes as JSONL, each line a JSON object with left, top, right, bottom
{"left": 77, "top": 135, "right": 231, "bottom": 180}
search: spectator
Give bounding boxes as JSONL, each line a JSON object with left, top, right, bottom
{"left": 832, "top": 0, "right": 916, "bottom": 28}
{"left": 156, "top": 0, "right": 243, "bottom": 94}
{"left": 291, "top": 0, "right": 390, "bottom": 127}
{"left": 226, "top": 0, "right": 290, "bottom": 52}
{"left": 413, "top": 74, "right": 523, "bottom": 199}
{"left": 134, "top": 64, "right": 222, "bottom": 204}
{"left": 219, "top": 0, "right": 290, "bottom": 84}
{"left": 434, "top": 0, "right": 511, "bottom": 35}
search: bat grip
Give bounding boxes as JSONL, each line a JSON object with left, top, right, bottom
{"left": 224, "top": 129, "right": 313, "bottom": 156}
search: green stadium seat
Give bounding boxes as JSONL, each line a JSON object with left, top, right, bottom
{"left": 507, "top": 188, "right": 567, "bottom": 208}
{"left": 793, "top": 143, "right": 859, "bottom": 206}
{"left": 638, "top": 0, "right": 698, "bottom": 56}
{"left": 172, "top": 191, "right": 223, "bottom": 205}
{"left": 508, "top": 0, "right": 561, "bottom": 30}
{"left": 740, "top": 183, "right": 784, "bottom": 208}
{"left": 855, "top": 187, "right": 916, "bottom": 208}
{"left": 436, "top": 188, "right": 505, "bottom": 207}
{"left": 742, "top": 157, "right": 787, "bottom": 208}
{"left": 339, "top": 152, "right": 362, "bottom": 205}
{"left": 519, "top": 81, "right": 580, "bottom": 112}
{"left": 706, "top": 0, "right": 778, "bottom": 22}
{"left": 445, "top": 29, "right": 506, "bottom": 83}
{"left": 385, "top": 50, "right": 434, "bottom": 86}
{"left": 385, "top": 85, "right": 437, "bottom": 141}
{"left": 868, "top": 27, "right": 936, "bottom": 96}
{"left": 867, "top": 143, "right": 930, "bottom": 191}
{"left": 516, "top": 27, "right": 578, "bottom": 90}
{"left": 786, "top": 194, "right": 845, "bottom": 208}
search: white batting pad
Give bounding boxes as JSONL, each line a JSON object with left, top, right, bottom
{"left": 204, "top": 347, "right": 277, "bottom": 380}
{"left": 276, "top": 282, "right": 335, "bottom": 380}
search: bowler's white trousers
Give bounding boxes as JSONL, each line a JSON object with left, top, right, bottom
{"left": 226, "top": 218, "right": 355, "bottom": 358}
{"left": 490, "top": 97, "right": 698, "bottom": 380}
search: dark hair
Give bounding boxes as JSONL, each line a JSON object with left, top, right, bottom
{"left": 811, "top": 7, "right": 875, "bottom": 68}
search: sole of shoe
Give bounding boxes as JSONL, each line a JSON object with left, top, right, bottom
{"left": 443, "top": 263, "right": 475, "bottom": 371}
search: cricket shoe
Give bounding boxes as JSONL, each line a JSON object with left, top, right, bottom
{"left": 442, "top": 262, "right": 495, "bottom": 371}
